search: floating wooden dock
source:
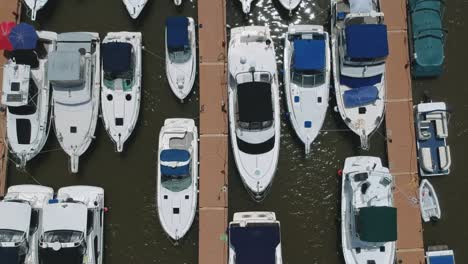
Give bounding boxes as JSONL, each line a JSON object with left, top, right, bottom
{"left": 198, "top": 0, "right": 229, "bottom": 263}
{"left": 0, "top": 0, "right": 21, "bottom": 196}
{"left": 381, "top": 0, "right": 425, "bottom": 262}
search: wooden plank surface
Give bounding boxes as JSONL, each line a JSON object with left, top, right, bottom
{"left": 199, "top": 208, "right": 228, "bottom": 264}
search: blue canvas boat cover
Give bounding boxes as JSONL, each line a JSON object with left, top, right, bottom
{"left": 345, "top": 24, "right": 389, "bottom": 59}
{"left": 160, "top": 149, "right": 190, "bottom": 162}
{"left": 340, "top": 74, "right": 382, "bottom": 88}
{"left": 161, "top": 164, "right": 190, "bottom": 176}
{"left": 428, "top": 255, "right": 455, "bottom": 264}
{"left": 293, "top": 39, "right": 325, "bottom": 71}
{"left": 102, "top": 42, "right": 132, "bottom": 74}
{"left": 0, "top": 247, "right": 20, "bottom": 264}
{"left": 166, "top": 17, "right": 189, "bottom": 51}
{"left": 230, "top": 224, "right": 281, "bottom": 264}
{"left": 343, "top": 86, "right": 379, "bottom": 108}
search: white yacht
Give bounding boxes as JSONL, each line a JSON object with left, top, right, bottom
{"left": 39, "top": 186, "right": 104, "bottom": 264}
{"left": 284, "top": 25, "right": 330, "bottom": 154}
{"left": 415, "top": 102, "right": 451, "bottom": 176}
{"left": 101, "top": 32, "right": 142, "bottom": 152}
{"left": 48, "top": 32, "right": 101, "bottom": 173}
{"left": 331, "top": 0, "right": 389, "bottom": 149}
{"left": 239, "top": 0, "right": 254, "bottom": 14}
{"left": 122, "top": 0, "right": 147, "bottom": 19}
{"left": 157, "top": 119, "right": 198, "bottom": 241}
{"left": 228, "top": 26, "right": 280, "bottom": 201}
{"left": 279, "top": 0, "right": 301, "bottom": 12}
{"left": 0, "top": 184, "right": 54, "bottom": 264}
{"left": 341, "top": 156, "right": 397, "bottom": 264}
{"left": 229, "top": 212, "right": 283, "bottom": 264}
{"left": 165, "top": 16, "right": 197, "bottom": 101}
{"left": 2, "top": 31, "right": 56, "bottom": 168}
{"left": 23, "top": 0, "right": 48, "bottom": 21}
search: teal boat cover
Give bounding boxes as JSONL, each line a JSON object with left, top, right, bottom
{"left": 358, "top": 206, "right": 397, "bottom": 242}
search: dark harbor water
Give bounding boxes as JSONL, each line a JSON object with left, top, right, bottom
{"left": 7, "top": 0, "right": 467, "bottom": 263}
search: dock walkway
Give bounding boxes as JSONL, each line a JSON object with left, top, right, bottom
{"left": 381, "top": 0, "right": 425, "bottom": 262}
{"left": 197, "top": 0, "right": 229, "bottom": 263}
{"left": 0, "top": 0, "right": 21, "bottom": 196}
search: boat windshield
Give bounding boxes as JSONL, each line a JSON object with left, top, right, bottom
{"left": 42, "top": 230, "right": 83, "bottom": 244}
{"left": 7, "top": 79, "right": 38, "bottom": 116}
{"left": 169, "top": 48, "right": 191, "bottom": 63}
{"left": 161, "top": 172, "right": 192, "bottom": 192}
{"left": 291, "top": 70, "right": 325, "bottom": 88}
{"left": 0, "top": 230, "right": 26, "bottom": 244}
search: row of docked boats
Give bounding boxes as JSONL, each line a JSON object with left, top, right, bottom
{"left": 2, "top": 17, "right": 197, "bottom": 173}
{"left": 239, "top": 0, "right": 302, "bottom": 14}
{"left": 0, "top": 185, "right": 104, "bottom": 264}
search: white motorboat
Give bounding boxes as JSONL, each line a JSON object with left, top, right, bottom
{"left": 229, "top": 212, "right": 283, "bottom": 264}
{"left": 279, "top": 0, "right": 301, "bottom": 12}
{"left": 2, "top": 31, "right": 57, "bottom": 168}
{"left": 157, "top": 118, "right": 198, "bottom": 241}
{"left": 426, "top": 246, "right": 455, "bottom": 264}
{"left": 419, "top": 179, "right": 441, "bottom": 222}
{"left": 122, "top": 0, "right": 148, "bottom": 19}
{"left": 39, "top": 186, "right": 105, "bottom": 264}
{"left": 23, "top": 0, "right": 48, "bottom": 21}
{"left": 0, "top": 185, "right": 53, "bottom": 264}
{"left": 415, "top": 102, "right": 451, "bottom": 177}
{"left": 228, "top": 26, "right": 280, "bottom": 201}
{"left": 165, "top": 16, "right": 197, "bottom": 101}
{"left": 284, "top": 25, "right": 330, "bottom": 154}
{"left": 174, "top": 0, "right": 182, "bottom": 6}
{"left": 48, "top": 32, "right": 101, "bottom": 173}
{"left": 101, "top": 32, "right": 142, "bottom": 152}
{"left": 341, "top": 156, "right": 397, "bottom": 264}
{"left": 239, "top": 0, "right": 254, "bottom": 14}
{"left": 331, "top": 0, "right": 389, "bottom": 149}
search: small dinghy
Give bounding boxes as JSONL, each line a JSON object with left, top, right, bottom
{"left": 48, "top": 32, "right": 101, "bottom": 173}
{"left": 239, "top": 0, "right": 254, "bottom": 14}
{"left": 165, "top": 17, "right": 197, "bottom": 101}
{"left": 284, "top": 25, "right": 330, "bottom": 154}
{"left": 2, "top": 31, "right": 57, "bottom": 168}
{"left": 0, "top": 185, "right": 53, "bottom": 264}
{"left": 157, "top": 119, "right": 198, "bottom": 241}
{"left": 279, "top": 0, "right": 301, "bottom": 12}
{"left": 341, "top": 156, "right": 397, "bottom": 264}
{"left": 229, "top": 212, "right": 283, "bottom": 264}
{"left": 122, "top": 0, "right": 148, "bottom": 19}
{"left": 426, "top": 246, "right": 455, "bottom": 264}
{"left": 331, "top": 0, "right": 389, "bottom": 149}
{"left": 101, "top": 32, "right": 142, "bottom": 152}
{"left": 228, "top": 26, "right": 280, "bottom": 201}
{"left": 415, "top": 102, "right": 451, "bottom": 177}
{"left": 23, "top": 0, "right": 49, "bottom": 21}
{"left": 419, "top": 179, "right": 441, "bottom": 222}
{"left": 39, "top": 186, "right": 105, "bottom": 264}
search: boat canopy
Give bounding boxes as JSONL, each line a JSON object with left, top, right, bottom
{"left": 358, "top": 206, "right": 397, "bottom": 242}
{"left": 48, "top": 51, "right": 82, "bottom": 83}
{"left": 343, "top": 85, "right": 379, "bottom": 108}
{"left": 160, "top": 149, "right": 190, "bottom": 162}
{"left": 166, "top": 17, "right": 189, "bottom": 51}
{"left": 428, "top": 255, "right": 455, "bottom": 264}
{"left": 238, "top": 82, "right": 273, "bottom": 123}
{"left": 293, "top": 39, "right": 325, "bottom": 71}
{"left": 0, "top": 202, "right": 31, "bottom": 233}
{"left": 42, "top": 202, "right": 87, "bottom": 233}
{"left": 345, "top": 24, "right": 389, "bottom": 59}
{"left": 0, "top": 247, "right": 21, "bottom": 264}
{"left": 230, "top": 224, "right": 280, "bottom": 264}
{"left": 102, "top": 42, "right": 132, "bottom": 75}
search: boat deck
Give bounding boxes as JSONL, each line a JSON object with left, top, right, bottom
{"left": 198, "top": 0, "right": 229, "bottom": 263}
{"left": 0, "top": 0, "right": 21, "bottom": 196}
{"left": 381, "top": 0, "right": 425, "bottom": 262}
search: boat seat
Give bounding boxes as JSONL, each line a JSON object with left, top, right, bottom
{"left": 418, "top": 120, "right": 431, "bottom": 140}
{"left": 438, "top": 145, "right": 451, "bottom": 171}
{"left": 426, "top": 112, "right": 448, "bottom": 138}
{"left": 420, "top": 147, "right": 434, "bottom": 173}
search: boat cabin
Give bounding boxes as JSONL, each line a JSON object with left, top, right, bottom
{"left": 0, "top": 201, "right": 32, "bottom": 264}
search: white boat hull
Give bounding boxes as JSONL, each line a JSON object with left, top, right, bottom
{"left": 279, "top": 0, "right": 301, "bottom": 11}
{"left": 419, "top": 179, "right": 441, "bottom": 222}
{"left": 239, "top": 0, "right": 254, "bottom": 14}
{"left": 123, "top": 0, "right": 148, "bottom": 19}
{"left": 101, "top": 32, "right": 142, "bottom": 152}
{"left": 23, "top": 0, "right": 48, "bottom": 20}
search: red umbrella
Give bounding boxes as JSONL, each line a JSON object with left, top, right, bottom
{"left": 0, "top": 21, "right": 16, "bottom": 51}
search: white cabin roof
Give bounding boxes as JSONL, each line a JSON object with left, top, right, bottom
{"left": 0, "top": 202, "right": 31, "bottom": 232}
{"left": 1, "top": 63, "right": 30, "bottom": 107}
{"left": 42, "top": 202, "right": 87, "bottom": 233}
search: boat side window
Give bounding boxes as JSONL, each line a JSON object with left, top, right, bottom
{"left": 7, "top": 79, "right": 39, "bottom": 115}
{"left": 239, "top": 120, "right": 273, "bottom": 131}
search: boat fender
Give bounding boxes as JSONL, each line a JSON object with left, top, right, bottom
{"left": 337, "top": 169, "right": 343, "bottom": 177}
{"left": 104, "top": 207, "right": 109, "bottom": 213}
